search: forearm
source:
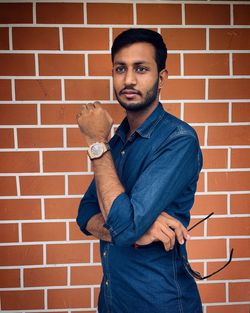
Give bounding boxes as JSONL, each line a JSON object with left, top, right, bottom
{"left": 86, "top": 213, "right": 112, "bottom": 242}
{"left": 93, "top": 151, "right": 125, "bottom": 220}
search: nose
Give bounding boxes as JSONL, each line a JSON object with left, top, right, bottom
{"left": 124, "top": 68, "right": 136, "bottom": 86}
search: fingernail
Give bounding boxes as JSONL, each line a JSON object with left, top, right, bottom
{"left": 180, "top": 239, "right": 184, "bottom": 245}
{"left": 186, "top": 234, "right": 191, "bottom": 240}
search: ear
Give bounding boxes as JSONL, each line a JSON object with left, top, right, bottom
{"left": 158, "top": 69, "right": 168, "bottom": 90}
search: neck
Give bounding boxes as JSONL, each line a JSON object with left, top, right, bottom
{"left": 126, "top": 100, "right": 159, "bottom": 135}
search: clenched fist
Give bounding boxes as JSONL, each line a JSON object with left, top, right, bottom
{"left": 76, "top": 102, "right": 113, "bottom": 145}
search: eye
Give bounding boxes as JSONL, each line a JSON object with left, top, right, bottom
{"left": 115, "top": 66, "right": 126, "bottom": 73}
{"left": 135, "top": 66, "right": 148, "bottom": 73}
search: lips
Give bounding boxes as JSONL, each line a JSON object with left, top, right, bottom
{"left": 120, "top": 89, "right": 141, "bottom": 98}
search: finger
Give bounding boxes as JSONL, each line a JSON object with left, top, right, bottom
{"left": 160, "top": 212, "right": 187, "bottom": 245}
{"left": 87, "top": 102, "right": 95, "bottom": 110}
{"left": 76, "top": 112, "right": 81, "bottom": 120}
{"left": 93, "top": 101, "right": 101, "bottom": 108}
{"left": 160, "top": 225, "right": 175, "bottom": 250}
{"left": 156, "top": 231, "right": 171, "bottom": 251}
{"left": 81, "top": 104, "right": 88, "bottom": 110}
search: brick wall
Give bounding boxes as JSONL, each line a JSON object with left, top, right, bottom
{"left": 0, "top": 1, "right": 249, "bottom": 312}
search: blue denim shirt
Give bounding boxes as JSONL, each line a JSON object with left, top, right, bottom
{"left": 77, "top": 103, "right": 203, "bottom": 313}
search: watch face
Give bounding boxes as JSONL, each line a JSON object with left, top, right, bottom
{"left": 91, "top": 143, "right": 103, "bottom": 156}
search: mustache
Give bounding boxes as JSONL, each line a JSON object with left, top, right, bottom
{"left": 119, "top": 87, "right": 142, "bottom": 96}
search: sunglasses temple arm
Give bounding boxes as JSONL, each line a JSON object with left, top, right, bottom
{"left": 200, "top": 248, "right": 234, "bottom": 280}
{"left": 188, "top": 212, "right": 214, "bottom": 232}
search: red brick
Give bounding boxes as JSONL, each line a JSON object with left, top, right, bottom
{"left": 39, "top": 54, "right": 85, "bottom": 76}
{"left": 161, "top": 79, "right": 205, "bottom": 100}
{"left": 46, "top": 243, "right": 90, "bottom": 264}
{"left": 188, "top": 218, "right": 204, "bottom": 237}
{"left": 186, "top": 4, "right": 230, "bottom": 25}
{"left": 0, "top": 223, "right": 18, "bottom": 243}
{"left": 94, "top": 287, "right": 99, "bottom": 307}
{"left": 184, "top": 102, "right": 228, "bottom": 123}
{"left": 231, "top": 148, "right": 250, "bottom": 168}
{"left": 0, "top": 199, "right": 41, "bottom": 220}
{"left": 162, "top": 103, "right": 181, "bottom": 119}
{"left": 24, "top": 267, "right": 67, "bottom": 287}
{"left": 161, "top": 28, "right": 206, "bottom": 50}
{"left": 233, "top": 53, "right": 250, "bottom": 75}
{"left": 0, "top": 152, "right": 39, "bottom": 173}
{"left": 43, "top": 151, "right": 88, "bottom": 172}
{"left": 0, "top": 54, "right": 35, "bottom": 76}
{"left": 230, "top": 239, "right": 250, "bottom": 258}
{"left": 45, "top": 198, "right": 79, "bottom": 219}
{"left": 196, "top": 172, "right": 204, "bottom": 193}
{"left": 0, "top": 28, "right": 9, "bottom": 50}
{"left": 88, "top": 54, "right": 111, "bottom": 76}
{"left": 208, "top": 172, "right": 250, "bottom": 192}
{"left": 207, "top": 260, "right": 250, "bottom": 280}
{"left": 202, "top": 149, "right": 228, "bottom": 169}
{"left": 18, "top": 128, "right": 63, "bottom": 148}
{"left": 184, "top": 53, "right": 229, "bottom": 75}
{"left": 198, "top": 283, "right": 226, "bottom": 303}
{"left": 186, "top": 239, "right": 226, "bottom": 260}
{"left": 0, "top": 269, "right": 20, "bottom": 288}
{"left": 69, "top": 221, "right": 94, "bottom": 241}
{"left": 1, "top": 291, "right": 44, "bottom": 310}
{"left": 210, "top": 29, "right": 250, "bottom": 50}
{"left": 207, "top": 304, "right": 250, "bottom": 313}
{"left": 65, "top": 79, "right": 109, "bottom": 100}
{"left": 13, "top": 27, "right": 59, "bottom": 50}
{"left": 48, "top": 288, "right": 90, "bottom": 309}
{"left": 229, "top": 282, "right": 250, "bottom": 302}
{"left": 209, "top": 79, "right": 250, "bottom": 99}
{"left": 0, "top": 79, "right": 12, "bottom": 100}
{"left": 137, "top": 4, "right": 181, "bottom": 25}
{"left": 0, "top": 128, "right": 14, "bottom": 148}
{"left": 22, "top": 222, "right": 66, "bottom": 242}
{"left": 234, "top": 5, "right": 250, "bottom": 25}
{"left": 208, "top": 125, "right": 250, "bottom": 145}
{"left": 15, "top": 79, "right": 61, "bottom": 101}
{"left": 231, "top": 194, "right": 250, "bottom": 214}
{"left": 93, "top": 242, "right": 101, "bottom": 263}
{"left": 68, "top": 175, "right": 93, "bottom": 195}
{"left": 192, "top": 194, "right": 227, "bottom": 215}
{"left": 37, "top": 3, "right": 83, "bottom": 24}
{"left": 0, "top": 177, "right": 16, "bottom": 196}
{"left": 207, "top": 216, "right": 250, "bottom": 236}
{"left": 71, "top": 266, "right": 102, "bottom": 285}
{"left": 0, "top": 3, "right": 33, "bottom": 24}
{"left": 167, "top": 54, "right": 181, "bottom": 76}
{"left": 88, "top": 3, "right": 132, "bottom": 24}
{"left": 67, "top": 128, "right": 88, "bottom": 147}
{"left": 0, "top": 104, "right": 37, "bottom": 125}
{"left": 0, "top": 245, "right": 43, "bottom": 266}
{"left": 232, "top": 102, "right": 250, "bottom": 122}
{"left": 20, "top": 176, "right": 65, "bottom": 196}
{"left": 63, "top": 28, "right": 109, "bottom": 50}
{"left": 193, "top": 126, "right": 205, "bottom": 146}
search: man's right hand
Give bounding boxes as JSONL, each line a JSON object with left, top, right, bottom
{"left": 135, "top": 212, "right": 190, "bottom": 251}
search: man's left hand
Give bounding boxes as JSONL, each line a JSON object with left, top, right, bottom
{"left": 76, "top": 102, "right": 113, "bottom": 145}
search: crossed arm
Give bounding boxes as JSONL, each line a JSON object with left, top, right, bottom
{"left": 76, "top": 103, "right": 193, "bottom": 251}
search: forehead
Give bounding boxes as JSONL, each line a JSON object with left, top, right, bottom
{"left": 113, "top": 42, "right": 156, "bottom": 65}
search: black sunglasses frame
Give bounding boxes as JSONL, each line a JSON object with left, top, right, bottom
{"left": 179, "top": 212, "right": 234, "bottom": 280}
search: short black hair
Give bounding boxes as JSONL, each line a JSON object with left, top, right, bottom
{"left": 111, "top": 28, "right": 167, "bottom": 72}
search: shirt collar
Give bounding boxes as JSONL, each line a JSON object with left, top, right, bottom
{"left": 115, "top": 103, "right": 165, "bottom": 142}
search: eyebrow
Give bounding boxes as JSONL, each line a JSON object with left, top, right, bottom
{"left": 113, "top": 61, "right": 150, "bottom": 66}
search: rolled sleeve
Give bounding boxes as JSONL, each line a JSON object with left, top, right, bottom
{"left": 76, "top": 179, "right": 101, "bottom": 236}
{"left": 104, "top": 134, "right": 201, "bottom": 246}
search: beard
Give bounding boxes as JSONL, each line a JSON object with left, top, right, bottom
{"left": 114, "top": 78, "right": 159, "bottom": 112}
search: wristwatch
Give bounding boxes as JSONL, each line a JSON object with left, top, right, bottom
{"left": 87, "top": 142, "right": 110, "bottom": 160}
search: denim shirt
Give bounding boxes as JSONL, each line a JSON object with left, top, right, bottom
{"left": 77, "top": 103, "right": 203, "bottom": 313}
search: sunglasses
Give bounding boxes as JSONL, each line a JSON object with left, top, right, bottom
{"left": 179, "top": 212, "right": 234, "bottom": 280}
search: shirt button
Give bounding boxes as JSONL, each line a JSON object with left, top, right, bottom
{"left": 103, "top": 251, "right": 107, "bottom": 257}
{"left": 105, "top": 280, "right": 109, "bottom": 286}
{"left": 121, "top": 150, "right": 125, "bottom": 156}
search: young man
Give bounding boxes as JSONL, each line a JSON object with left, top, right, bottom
{"left": 76, "top": 29, "right": 203, "bottom": 313}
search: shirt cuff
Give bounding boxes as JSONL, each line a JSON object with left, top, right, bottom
{"left": 103, "top": 192, "right": 132, "bottom": 242}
